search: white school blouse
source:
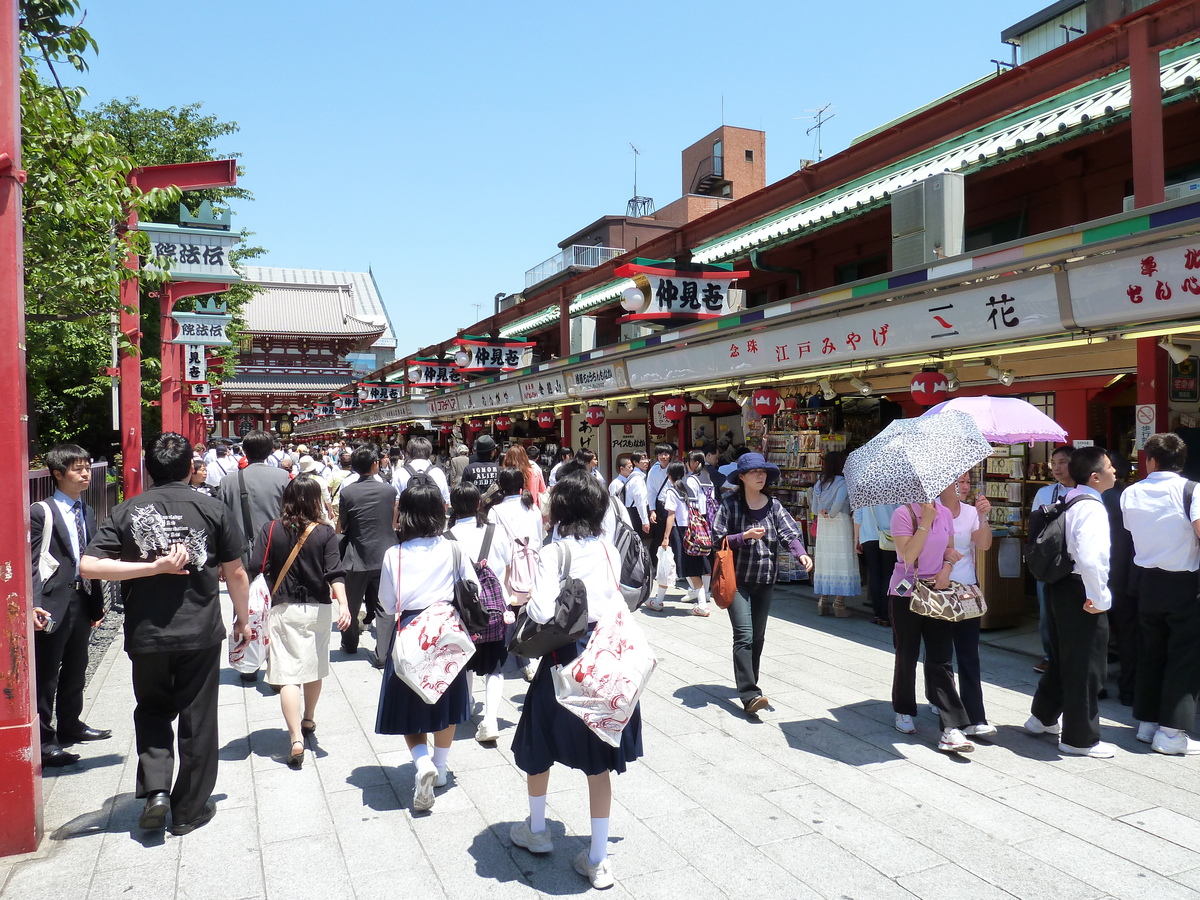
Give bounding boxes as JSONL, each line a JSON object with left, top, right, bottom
{"left": 377, "top": 536, "right": 479, "bottom": 616}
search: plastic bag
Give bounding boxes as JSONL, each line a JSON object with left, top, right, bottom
{"left": 228, "top": 573, "right": 270, "bottom": 674}
{"left": 391, "top": 603, "right": 476, "bottom": 703}
{"left": 551, "top": 609, "right": 657, "bottom": 747}
{"left": 655, "top": 545, "right": 677, "bottom": 586}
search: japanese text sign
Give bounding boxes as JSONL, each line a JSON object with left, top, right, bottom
{"left": 456, "top": 339, "right": 535, "bottom": 373}
{"left": 183, "top": 345, "right": 207, "bottom": 383}
{"left": 171, "top": 312, "right": 233, "bottom": 346}
{"left": 1068, "top": 238, "right": 1200, "bottom": 328}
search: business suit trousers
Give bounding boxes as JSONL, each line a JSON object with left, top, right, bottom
{"left": 1134, "top": 568, "right": 1200, "bottom": 731}
{"left": 344, "top": 569, "right": 381, "bottom": 650}
{"left": 860, "top": 541, "right": 896, "bottom": 621}
{"left": 889, "top": 593, "right": 969, "bottom": 729}
{"left": 34, "top": 588, "right": 91, "bottom": 745}
{"left": 130, "top": 644, "right": 221, "bottom": 823}
{"left": 1031, "top": 576, "right": 1109, "bottom": 749}
{"left": 1107, "top": 582, "right": 1139, "bottom": 703}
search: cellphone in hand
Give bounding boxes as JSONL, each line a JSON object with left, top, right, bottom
{"left": 39, "top": 612, "right": 58, "bottom": 634}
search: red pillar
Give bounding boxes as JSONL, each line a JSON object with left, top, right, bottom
{"left": 0, "top": 0, "right": 44, "bottom": 856}
{"left": 118, "top": 208, "right": 143, "bottom": 498}
{"left": 1129, "top": 17, "right": 1168, "bottom": 468}
{"left": 160, "top": 290, "right": 181, "bottom": 436}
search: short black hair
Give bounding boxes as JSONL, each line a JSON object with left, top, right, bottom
{"left": 629, "top": 451, "right": 645, "bottom": 466}
{"left": 1067, "top": 446, "right": 1110, "bottom": 487}
{"left": 351, "top": 443, "right": 379, "bottom": 475}
{"left": 407, "top": 436, "right": 432, "bottom": 460}
{"left": 577, "top": 448, "right": 596, "bottom": 466}
{"left": 687, "top": 450, "right": 706, "bottom": 467}
{"left": 145, "top": 432, "right": 193, "bottom": 483}
{"left": 557, "top": 459, "right": 587, "bottom": 480}
{"left": 338, "top": 450, "right": 352, "bottom": 467}
{"left": 242, "top": 430, "right": 272, "bottom": 462}
{"left": 449, "top": 482, "right": 483, "bottom": 527}
{"left": 1143, "top": 433, "right": 1187, "bottom": 472}
{"left": 667, "top": 460, "right": 687, "bottom": 486}
{"left": 654, "top": 443, "right": 673, "bottom": 456}
{"left": 496, "top": 466, "right": 534, "bottom": 509}
{"left": 397, "top": 480, "right": 445, "bottom": 542}
{"left": 45, "top": 444, "right": 90, "bottom": 483}
{"left": 550, "top": 471, "right": 607, "bottom": 539}
{"left": 1050, "top": 445, "right": 1072, "bottom": 460}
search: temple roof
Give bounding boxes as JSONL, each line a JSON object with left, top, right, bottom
{"left": 238, "top": 266, "right": 396, "bottom": 347}
{"left": 222, "top": 374, "right": 354, "bottom": 394}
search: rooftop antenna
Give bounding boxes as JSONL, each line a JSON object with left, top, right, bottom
{"left": 471, "top": 302, "right": 482, "bottom": 322}
{"left": 803, "top": 104, "right": 835, "bottom": 162}
{"left": 626, "top": 143, "right": 655, "bottom": 217}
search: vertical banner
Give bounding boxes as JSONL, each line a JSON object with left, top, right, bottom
{"left": 183, "top": 345, "right": 207, "bottom": 383}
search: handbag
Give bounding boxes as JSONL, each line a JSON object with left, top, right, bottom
{"left": 909, "top": 579, "right": 987, "bottom": 622}
{"left": 872, "top": 506, "right": 896, "bottom": 552}
{"left": 447, "top": 542, "right": 489, "bottom": 634}
{"left": 551, "top": 608, "right": 657, "bottom": 747}
{"left": 711, "top": 538, "right": 736, "bottom": 609}
{"left": 228, "top": 521, "right": 315, "bottom": 673}
{"left": 682, "top": 483, "right": 714, "bottom": 556}
{"left": 509, "top": 543, "right": 588, "bottom": 658}
{"left": 390, "top": 602, "right": 476, "bottom": 703}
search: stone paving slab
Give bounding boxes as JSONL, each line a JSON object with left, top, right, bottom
{"left": 3, "top": 583, "right": 1199, "bottom": 899}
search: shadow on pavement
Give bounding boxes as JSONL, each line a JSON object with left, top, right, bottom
{"left": 471, "top": 821, "right": 590, "bottom": 896}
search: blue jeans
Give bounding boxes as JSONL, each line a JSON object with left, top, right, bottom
{"left": 727, "top": 581, "right": 775, "bottom": 708}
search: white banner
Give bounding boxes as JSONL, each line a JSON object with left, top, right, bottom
{"left": 520, "top": 374, "right": 569, "bottom": 403}
{"left": 459, "top": 342, "right": 534, "bottom": 372}
{"left": 1068, "top": 237, "right": 1200, "bottom": 328}
{"left": 183, "top": 344, "right": 207, "bottom": 383}
{"left": 570, "top": 361, "right": 630, "bottom": 397}
{"left": 639, "top": 274, "right": 737, "bottom": 317}
{"left": 142, "top": 225, "right": 241, "bottom": 283}
{"left": 172, "top": 312, "right": 233, "bottom": 346}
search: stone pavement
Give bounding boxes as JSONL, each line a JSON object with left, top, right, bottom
{"left": 4, "top": 585, "right": 1200, "bottom": 900}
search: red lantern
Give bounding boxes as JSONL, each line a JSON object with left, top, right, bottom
{"left": 662, "top": 397, "right": 687, "bottom": 422}
{"left": 585, "top": 405, "right": 606, "bottom": 426}
{"left": 495, "top": 415, "right": 512, "bottom": 431}
{"left": 469, "top": 418, "right": 484, "bottom": 430}
{"left": 910, "top": 368, "right": 950, "bottom": 406}
{"left": 399, "top": 423, "right": 410, "bottom": 436}
{"left": 440, "top": 422, "right": 454, "bottom": 435}
{"left": 752, "top": 388, "right": 783, "bottom": 417}
{"left": 536, "top": 410, "right": 555, "bottom": 429}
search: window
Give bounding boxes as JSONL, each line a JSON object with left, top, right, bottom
{"left": 834, "top": 255, "right": 887, "bottom": 285}
{"left": 745, "top": 149, "right": 754, "bottom": 163}
{"left": 713, "top": 140, "right": 723, "bottom": 177}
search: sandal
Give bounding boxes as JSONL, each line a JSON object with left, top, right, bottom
{"left": 300, "top": 718, "right": 316, "bottom": 736}
{"left": 287, "top": 740, "right": 305, "bottom": 770}
{"left": 690, "top": 606, "right": 711, "bottom": 617}
{"left": 833, "top": 600, "right": 849, "bottom": 618}
{"left": 817, "top": 598, "right": 832, "bottom": 616}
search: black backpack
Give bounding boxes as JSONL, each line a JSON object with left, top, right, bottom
{"left": 446, "top": 542, "right": 489, "bottom": 634}
{"left": 609, "top": 496, "right": 652, "bottom": 611}
{"left": 402, "top": 462, "right": 437, "bottom": 493}
{"left": 508, "top": 543, "right": 588, "bottom": 658}
{"left": 1024, "top": 494, "right": 1100, "bottom": 583}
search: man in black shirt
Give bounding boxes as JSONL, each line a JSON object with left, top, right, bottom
{"left": 83, "top": 433, "right": 250, "bottom": 836}
{"left": 463, "top": 434, "right": 501, "bottom": 493}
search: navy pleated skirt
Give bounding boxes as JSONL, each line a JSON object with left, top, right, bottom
{"left": 511, "top": 631, "right": 643, "bottom": 777}
{"left": 376, "top": 607, "right": 471, "bottom": 736}
{"left": 466, "top": 638, "right": 507, "bottom": 676}
{"left": 672, "top": 525, "right": 712, "bottom": 578}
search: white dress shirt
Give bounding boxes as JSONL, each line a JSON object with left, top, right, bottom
{"left": 51, "top": 490, "right": 85, "bottom": 577}
{"left": 1032, "top": 480, "right": 1071, "bottom": 509}
{"left": 646, "top": 462, "right": 670, "bottom": 508}
{"left": 205, "top": 455, "right": 237, "bottom": 488}
{"left": 491, "top": 494, "right": 544, "bottom": 553}
{"left": 377, "top": 535, "right": 479, "bottom": 616}
{"left": 622, "top": 470, "right": 649, "bottom": 522}
{"left": 945, "top": 501, "right": 980, "bottom": 586}
{"left": 393, "top": 459, "right": 450, "bottom": 506}
{"left": 527, "top": 536, "right": 625, "bottom": 625}
{"left": 608, "top": 473, "right": 627, "bottom": 497}
{"left": 1063, "top": 485, "right": 1112, "bottom": 610}
{"left": 1119, "top": 470, "right": 1200, "bottom": 572}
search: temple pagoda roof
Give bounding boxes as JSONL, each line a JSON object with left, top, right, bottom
{"left": 238, "top": 266, "right": 396, "bottom": 348}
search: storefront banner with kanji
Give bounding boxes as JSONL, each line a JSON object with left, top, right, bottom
{"left": 626, "top": 271, "right": 1060, "bottom": 388}
{"left": 455, "top": 339, "right": 535, "bottom": 373}
{"left": 359, "top": 382, "right": 404, "bottom": 403}
{"left": 183, "top": 345, "right": 207, "bottom": 383}
{"left": 410, "top": 361, "right": 465, "bottom": 387}
{"left": 1068, "top": 237, "right": 1200, "bottom": 328}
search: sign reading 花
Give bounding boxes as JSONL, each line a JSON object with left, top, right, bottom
{"left": 455, "top": 338, "right": 535, "bottom": 373}
{"left": 615, "top": 261, "right": 748, "bottom": 323}
{"left": 183, "top": 345, "right": 207, "bottom": 383}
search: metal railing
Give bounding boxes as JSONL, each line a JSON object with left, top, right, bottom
{"left": 525, "top": 245, "right": 625, "bottom": 288}
{"left": 28, "top": 460, "right": 118, "bottom": 522}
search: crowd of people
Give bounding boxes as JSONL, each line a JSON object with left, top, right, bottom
{"left": 26, "top": 428, "right": 1200, "bottom": 890}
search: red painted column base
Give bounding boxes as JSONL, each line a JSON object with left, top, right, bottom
{"left": 0, "top": 719, "right": 43, "bottom": 855}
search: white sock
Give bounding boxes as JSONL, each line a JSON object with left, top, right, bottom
{"left": 701, "top": 574, "right": 711, "bottom": 590}
{"left": 484, "top": 673, "right": 503, "bottom": 725}
{"left": 410, "top": 743, "right": 430, "bottom": 765}
{"left": 1160, "top": 726, "right": 1181, "bottom": 738}
{"left": 431, "top": 744, "right": 450, "bottom": 769}
{"left": 589, "top": 817, "right": 609, "bottom": 864}
{"left": 528, "top": 794, "right": 547, "bottom": 833}
{"left": 655, "top": 584, "right": 667, "bottom": 602}
{"left": 695, "top": 585, "right": 708, "bottom": 608}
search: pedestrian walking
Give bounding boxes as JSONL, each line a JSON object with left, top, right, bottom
{"left": 338, "top": 444, "right": 399, "bottom": 661}
{"left": 1030, "top": 445, "right": 1075, "bottom": 673}
{"left": 654, "top": 461, "right": 711, "bottom": 615}
{"left": 463, "top": 435, "right": 501, "bottom": 494}
{"left": 645, "top": 443, "right": 673, "bottom": 567}
{"left": 394, "top": 436, "right": 451, "bottom": 507}
{"left": 547, "top": 446, "right": 574, "bottom": 487}
{"left": 811, "top": 450, "right": 860, "bottom": 616}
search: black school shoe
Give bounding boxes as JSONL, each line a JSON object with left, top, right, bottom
{"left": 139, "top": 791, "right": 171, "bottom": 829}
{"left": 169, "top": 801, "right": 216, "bottom": 836}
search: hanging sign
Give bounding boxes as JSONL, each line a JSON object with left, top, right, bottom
{"left": 188, "top": 382, "right": 211, "bottom": 398}
{"left": 408, "top": 359, "right": 465, "bottom": 387}
{"left": 520, "top": 375, "right": 568, "bottom": 403}
{"left": 183, "top": 344, "right": 207, "bottom": 383}
{"left": 614, "top": 260, "right": 748, "bottom": 322}
{"left": 334, "top": 393, "right": 360, "bottom": 411}
{"left": 314, "top": 403, "right": 336, "bottom": 418}
{"left": 171, "top": 310, "right": 233, "bottom": 346}
{"left": 1170, "top": 356, "right": 1200, "bottom": 403}
{"left": 568, "top": 361, "right": 629, "bottom": 398}
{"left": 454, "top": 338, "right": 536, "bottom": 373}
{"left": 142, "top": 222, "right": 242, "bottom": 283}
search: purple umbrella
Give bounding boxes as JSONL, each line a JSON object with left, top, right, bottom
{"left": 921, "top": 396, "right": 1067, "bottom": 445}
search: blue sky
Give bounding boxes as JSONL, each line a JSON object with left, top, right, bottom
{"left": 74, "top": 1, "right": 1041, "bottom": 357}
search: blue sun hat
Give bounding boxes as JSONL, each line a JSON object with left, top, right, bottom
{"left": 725, "top": 452, "right": 781, "bottom": 487}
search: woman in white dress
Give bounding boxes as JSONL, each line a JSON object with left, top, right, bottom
{"left": 811, "top": 450, "right": 860, "bottom": 616}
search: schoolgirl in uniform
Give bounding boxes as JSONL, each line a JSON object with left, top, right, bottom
{"left": 652, "top": 460, "right": 712, "bottom": 615}
{"left": 375, "top": 480, "right": 480, "bottom": 812}
{"left": 509, "top": 471, "right": 641, "bottom": 890}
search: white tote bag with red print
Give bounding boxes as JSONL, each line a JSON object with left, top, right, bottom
{"left": 391, "top": 603, "right": 476, "bottom": 704}
{"left": 551, "top": 609, "right": 657, "bottom": 747}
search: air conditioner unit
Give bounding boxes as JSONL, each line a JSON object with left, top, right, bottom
{"left": 620, "top": 322, "right": 655, "bottom": 343}
{"left": 1122, "top": 178, "right": 1200, "bottom": 212}
{"left": 570, "top": 316, "right": 597, "bottom": 354}
{"left": 497, "top": 293, "right": 523, "bottom": 313}
{"left": 891, "top": 172, "right": 965, "bottom": 270}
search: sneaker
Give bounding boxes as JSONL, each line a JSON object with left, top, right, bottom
{"left": 510, "top": 818, "right": 554, "bottom": 854}
{"left": 1151, "top": 730, "right": 1200, "bottom": 756}
{"left": 413, "top": 758, "right": 437, "bottom": 812}
{"left": 1136, "top": 721, "right": 1159, "bottom": 743}
{"left": 646, "top": 599, "right": 664, "bottom": 612}
{"left": 683, "top": 588, "right": 698, "bottom": 603}
{"left": 475, "top": 721, "right": 500, "bottom": 743}
{"left": 928, "top": 705, "right": 940, "bottom": 718}
{"left": 745, "top": 696, "right": 770, "bottom": 716}
{"left": 1024, "top": 715, "right": 1062, "bottom": 736}
{"left": 938, "top": 728, "right": 975, "bottom": 753}
{"left": 522, "top": 663, "right": 538, "bottom": 683}
{"left": 1033, "top": 660, "right": 1048, "bottom": 674}
{"left": 435, "top": 766, "right": 449, "bottom": 788}
{"left": 964, "top": 723, "right": 998, "bottom": 737}
{"left": 573, "top": 850, "right": 615, "bottom": 890}
{"left": 1058, "top": 740, "right": 1116, "bottom": 758}
{"left": 894, "top": 714, "right": 916, "bottom": 734}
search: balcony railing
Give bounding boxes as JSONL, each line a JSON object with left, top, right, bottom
{"left": 525, "top": 245, "right": 625, "bottom": 289}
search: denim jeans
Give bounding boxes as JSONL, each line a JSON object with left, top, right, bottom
{"left": 727, "top": 581, "right": 775, "bottom": 707}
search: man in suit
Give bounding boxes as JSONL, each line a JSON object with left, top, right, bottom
{"left": 29, "top": 444, "right": 110, "bottom": 767}
{"left": 338, "top": 444, "right": 399, "bottom": 663}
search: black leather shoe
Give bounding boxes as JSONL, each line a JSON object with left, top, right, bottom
{"left": 369, "top": 651, "right": 385, "bottom": 670}
{"left": 169, "top": 800, "right": 215, "bottom": 836}
{"left": 41, "top": 746, "right": 80, "bottom": 768}
{"left": 60, "top": 725, "right": 112, "bottom": 743}
{"left": 239, "top": 671, "right": 258, "bottom": 684}
{"left": 341, "top": 642, "right": 359, "bottom": 655}
{"left": 139, "top": 791, "right": 171, "bottom": 829}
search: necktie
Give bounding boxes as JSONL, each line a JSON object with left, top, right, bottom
{"left": 73, "top": 500, "right": 90, "bottom": 593}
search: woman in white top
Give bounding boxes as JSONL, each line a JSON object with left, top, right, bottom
{"left": 375, "top": 480, "right": 480, "bottom": 813}
{"left": 487, "top": 467, "right": 545, "bottom": 681}
{"left": 652, "top": 461, "right": 712, "bottom": 615}
{"left": 448, "top": 482, "right": 514, "bottom": 744}
{"left": 509, "top": 474, "right": 640, "bottom": 891}
{"left": 937, "top": 472, "right": 994, "bottom": 736}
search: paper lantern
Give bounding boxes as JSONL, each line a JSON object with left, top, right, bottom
{"left": 910, "top": 368, "right": 950, "bottom": 406}
{"left": 399, "top": 423, "right": 410, "bottom": 436}
{"left": 585, "top": 405, "right": 606, "bottom": 426}
{"left": 620, "top": 286, "right": 648, "bottom": 313}
{"left": 439, "top": 422, "right": 454, "bottom": 435}
{"left": 407, "top": 365, "right": 423, "bottom": 383}
{"left": 752, "top": 388, "right": 783, "bottom": 417}
{"left": 536, "top": 410, "right": 555, "bottom": 429}
{"left": 469, "top": 418, "right": 484, "bottom": 430}
{"left": 495, "top": 415, "right": 513, "bottom": 431}
{"left": 453, "top": 347, "right": 471, "bottom": 368}
{"left": 662, "top": 397, "right": 687, "bottom": 422}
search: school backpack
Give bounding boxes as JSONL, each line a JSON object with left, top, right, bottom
{"left": 446, "top": 523, "right": 507, "bottom": 643}
{"left": 681, "top": 479, "right": 714, "bottom": 557}
{"left": 401, "top": 462, "right": 437, "bottom": 493}
{"left": 609, "top": 496, "right": 652, "bottom": 611}
{"left": 497, "top": 513, "right": 540, "bottom": 595}
{"left": 1024, "top": 494, "right": 1100, "bottom": 583}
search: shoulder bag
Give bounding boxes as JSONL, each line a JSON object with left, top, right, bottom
{"left": 711, "top": 538, "right": 736, "bottom": 609}
{"left": 447, "top": 541, "right": 488, "bottom": 634}
{"left": 508, "top": 542, "right": 588, "bottom": 658}
{"left": 902, "top": 506, "right": 986, "bottom": 622}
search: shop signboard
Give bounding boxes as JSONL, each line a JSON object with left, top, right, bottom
{"left": 1170, "top": 356, "right": 1199, "bottom": 403}
{"left": 427, "top": 394, "right": 461, "bottom": 417}
{"left": 454, "top": 338, "right": 535, "bottom": 373}
{"left": 1067, "top": 237, "right": 1200, "bottom": 328}
{"left": 170, "top": 310, "right": 233, "bottom": 346}
{"left": 614, "top": 261, "right": 748, "bottom": 322}
{"left": 142, "top": 223, "right": 241, "bottom": 283}
{"left": 183, "top": 345, "right": 207, "bottom": 383}
{"left": 460, "top": 384, "right": 521, "bottom": 412}
{"left": 569, "top": 361, "right": 629, "bottom": 397}
{"left": 610, "top": 423, "right": 647, "bottom": 463}
{"left": 1135, "top": 404, "right": 1156, "bottom": 450}
{"left": 359, "top": 382, "right": 404, "bottom": 403}
{"left": 520, "top": 375, "right": 568, "bottom": 403}
{"left": 410, "top": 360, "right": 464, "bottom": 388}
{"left": 188, "top": 381, "right": 210, "bottom": 397}
{"left": 626, "top": 272, "right": 1060, "bottom": 388}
